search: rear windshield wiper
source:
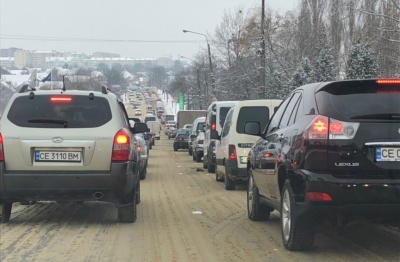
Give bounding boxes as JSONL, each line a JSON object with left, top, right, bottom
{"left": 28, "top": 119, "right": 68, "bottom": 128}
{"left": 350, "top": 113, "right": 400, "bottom": 120}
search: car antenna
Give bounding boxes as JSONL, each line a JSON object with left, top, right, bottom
{"left": 62, "top": 75, "right": 66, "bottom": 91}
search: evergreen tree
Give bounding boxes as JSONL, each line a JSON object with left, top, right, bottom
{"left": 346, "top": 41, "right": 378, "bottom": 79}
{"left": 314, "top": 30, "right": 336, "bottom": 82}
{"left": 289, "top": 57, "right": 314, "bottom": 90}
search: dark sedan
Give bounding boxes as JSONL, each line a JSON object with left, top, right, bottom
{"left": 173, "top": 129, "right": 190, "bottom": 151}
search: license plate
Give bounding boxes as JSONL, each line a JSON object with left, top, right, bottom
{"left": 35, "top": 150, "right": 82, "bottom": 162}
{"left": 376, "top": 147, "right": 400, "bottom": 162}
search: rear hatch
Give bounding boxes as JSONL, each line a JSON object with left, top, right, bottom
{"left": 316, "top": 79, "right": 400, "bottom": 179}
{"left": 2, "top": 93, "right": 116, "bottom": 171}
{"left": 235, "top": 106, "right": 271, "bottom": 167}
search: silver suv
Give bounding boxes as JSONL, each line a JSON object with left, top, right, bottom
{"left": 0, "top": 86, "right": 148, "bottom": 223}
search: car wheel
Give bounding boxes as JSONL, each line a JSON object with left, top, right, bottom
{"left": 203, "top": 155, "right": 207, "bottom": 168}
{"left": 118, "top": 191, "right": 137, "bottom": 223}
{"left": 174, "top": 146, "right": 178, "bottom": 151}
{"left": 140, "top": 167, "right": 147, "bottom": 180}
{"left": 189, "top": 147, "right": 193, "bottom": 156}
{"left": 136, "top": 180, "right": 141, "bottom": 204}
{"left": 281, "top": 180, "right": 316, "bottom": 251}
{"left": 224, "top": 166, "right": 235, "bottom": 190}
{"left": 2, "top": 203, "right": 12, "bottom": 223}
{"left": 192, "top": 150, "right": 196, "bottom": 161}
{"left": 195, "top": 153, "right": 202, "bottom": 163}
{"left": 149, "top": 143, "right": 152, "bottom": 150}
{"left": 247, "top": 173, "right": 271, "bottom": 221}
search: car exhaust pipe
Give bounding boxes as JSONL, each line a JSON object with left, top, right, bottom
{"left": 93, "top": 192, "right": 104, "bottom": 200}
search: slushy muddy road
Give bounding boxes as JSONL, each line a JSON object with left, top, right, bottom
{"left": 1, "top": 133, "right": 399, "bottom": 262}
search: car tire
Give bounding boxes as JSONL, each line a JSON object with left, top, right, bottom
{"left": 149, "top": 143, "right": 152, "bottom": 150}
{"left": 247, "top": 173, "right": 271, "bottom": 221}
{"left": 174, "top": 146, "right": 178, "bottom": 152}
{"left": 2, "top": 203, "right": 12, "bottom": 223}
{"left": 189, "top": 147, "right": 193, "bottom": 156}
{"left": 203, "top": 155, "right": 208, "bottom": 168}
{"left": 140, "top": 168, "right": 147, "bottom": 180}
{"left": 224, "top": 166, "right": 235, "bottom": 190}
{"left": 192, "top": 151, "right": 196, "bottom": 161}
{"left": 195, "top": 153, "right": 202, "bottom": 163}
{"left": 118, "top": 191, "right": 137, "bottom": 223}
{"left": 281, "top": 180, "right": 316, "bottom": 251}
{"left": 136, "top": 180, "right": 141, "bottom": 204}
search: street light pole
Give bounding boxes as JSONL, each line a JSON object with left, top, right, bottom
{"left": 182, "top": 30, "right": 216, "bottom": 102}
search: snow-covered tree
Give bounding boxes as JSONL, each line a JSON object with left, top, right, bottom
{"left": 314, "top": 30, "right": 336, "bottom": 82}
{"left": 346, "top": 41, "right": 378, "bottom": 79}
{"left": 289, "top": 57, "right": 314, "bottom": 90}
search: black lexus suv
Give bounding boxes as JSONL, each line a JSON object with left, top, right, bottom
{"left": 245, "top": 79, "right": 400, "bottom": 251}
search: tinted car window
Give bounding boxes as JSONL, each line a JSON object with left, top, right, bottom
{"left": 221, "top": 108, "right": 234, "bottom": 137}
{"left": 316, "top": 81, "right": 400, "bottom": 121}
{"left": 236, "top": 106, "right": 269, "bottom": 134}
{"left": 219, "top": 107, "right": 231, "bottom": 127}
{"left": 7, "top": 95, "right": 112, "bottom": 128}
{"left": 281, "top": 92, "right": 301, "bottom": 128}
{"left": 266, "top": 97, "right": 291, "bottom": 134}
{"left": 196, "top": 122, "right": 205, "bottom": 133}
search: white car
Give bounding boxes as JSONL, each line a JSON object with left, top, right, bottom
{"left": 191, "top": 131, "right": 204, "bottom": 163}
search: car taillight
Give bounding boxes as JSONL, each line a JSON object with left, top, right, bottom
{"left": 376, "top": 79, "right": 400, "bottom": 93}
{"left": 0, "top": 133, "right": 4, "bottom": 161}
{"left": 229, "top": 144, "right": 237, "bottom": 160}
{"left": 305, "top": 116, "right": 359, "bottom": 140}
{"left": 211, "top": 123, "right": 216, "bottom": 131}
{"left": 263, "top": 152, "right": 273, "bottom": 158}
{"left": 50, "top": 96, "right": 72, "bottom": 103}
{"left": 306, "top": 192, "right": 332, "bottom": 201}
{"left": 112, "top": 129, "right": 131, "bottom": 161}
{"left": 137, "top": 146, "right": 142, "bottom": 152}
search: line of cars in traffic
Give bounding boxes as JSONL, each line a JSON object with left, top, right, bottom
{"left": 173, "top": 79, "right": 400, "bottom": 251}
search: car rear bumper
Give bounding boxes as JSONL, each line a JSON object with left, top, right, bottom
{"left": 291, "top": 169, "right": 400, "bottom": 218}
{"left": 174, "top": 142, "right": 189, "bottom": 149}
{"left": 0, "top": 161, "right": 137, "bottom": 204}
{"left": 225, "top": 159, "right": 247, "bottom": 181}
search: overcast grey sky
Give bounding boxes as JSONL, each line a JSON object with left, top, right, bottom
{"left": 0, "top": 0, "right": 297, "bottom": 59}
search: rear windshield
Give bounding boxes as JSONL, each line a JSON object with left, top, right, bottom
{"left": 316, "top": 81, "right": 400, "bottom": 121}
{"left": 196, "top": 122, "right": 205, "bottom": 132}
{"left": 236, "top": 106, "right": 270, "bottom": 134}
{"left": 7, "top": 95, "right": 112, "bottom": 128}
{"left": 219, "top": 107, "right": 231, "bottom": 127}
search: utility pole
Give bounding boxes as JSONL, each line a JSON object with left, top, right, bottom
{"left": 260, "top": 0, "right": 267, "bottom": 98}
{"left": 196, "top": 67, "right": 202, "bottom": 109}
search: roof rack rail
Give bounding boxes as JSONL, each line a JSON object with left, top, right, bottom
{"left": 101, "top": 85, "right": 108, "bottom": 94}
{"left": 19, "top": 84, "right": 36, "bottom": 93}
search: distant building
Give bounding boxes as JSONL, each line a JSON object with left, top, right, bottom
{"left": 0, "top": 57, "right": 15, "bottom": 69}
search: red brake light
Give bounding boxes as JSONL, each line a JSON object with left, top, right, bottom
{"left": 263, "top": 152, "right": 273, "bottom": 158}
{"left": 0, "top": 133, "right": 4, "bottom": 161}
{"left": 228, "top": 144, "right": 237, "bottom": 160}
{"left": 329, "top": 122, "right": 344, "bottom": 134}
{"left": 50, "top": 96, "right": 72, "bottom": 103}
{"left": 211, "top": 123, "right": 216, "bottom": 131}
{"left": 306, "top": 192, "right": 332, "bottom": 202}
{"left": 376, "top": 79, "right": 400, "bottom": 84}
{"left": 112, "top": 129, "right": 131, "bottom": 161}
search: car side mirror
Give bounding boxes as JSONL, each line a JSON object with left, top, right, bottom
{"left": 244, "top": 121, "right": 261, "bottom": 136}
